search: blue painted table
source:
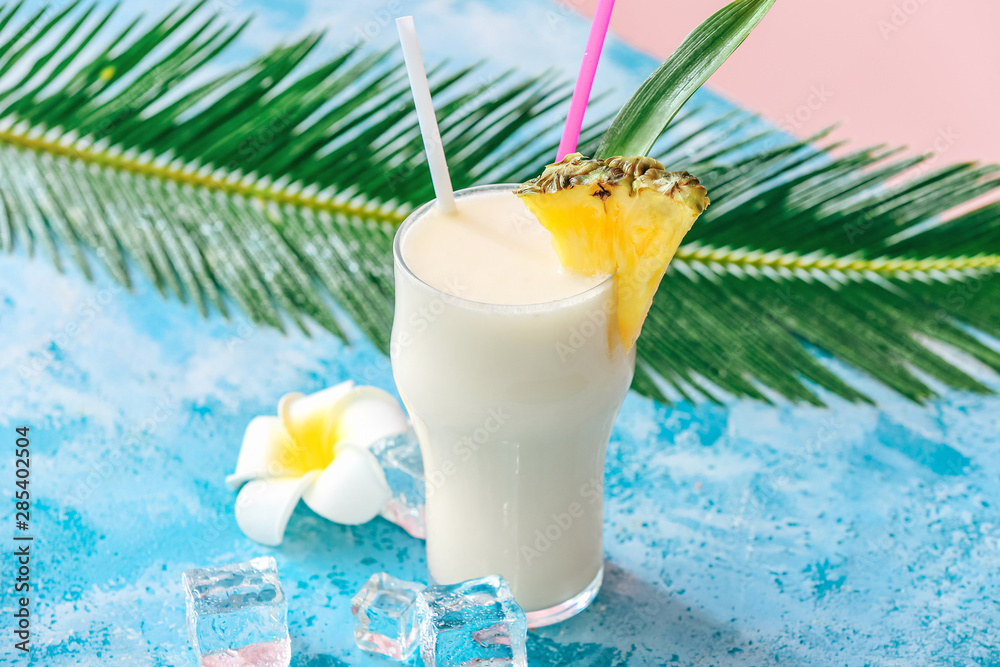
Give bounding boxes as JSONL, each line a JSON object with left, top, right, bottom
{"left": 1, "top": 1, "right": 998, "bottom": 664}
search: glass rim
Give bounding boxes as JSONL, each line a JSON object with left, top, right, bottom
{"left": 392, "top": 183, "right": 614, "bottom": 315}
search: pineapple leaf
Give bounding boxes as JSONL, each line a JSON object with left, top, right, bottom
{"left": 597, "top": 0, "right": 775, "bottom": 158}
{"left": 1, "top": 2, "right": 999, "bottom": 407}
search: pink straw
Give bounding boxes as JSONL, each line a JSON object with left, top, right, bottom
{"left": 556, "top": 0, "right": 616, "bottom": 160}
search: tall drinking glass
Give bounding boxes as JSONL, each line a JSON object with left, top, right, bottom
{"left": 390, "top": 184, "right": 635, "bottom": 627}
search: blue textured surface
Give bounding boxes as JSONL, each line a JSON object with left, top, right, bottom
{"left": 1, "top": 1, "right": 999, "bottom": 665}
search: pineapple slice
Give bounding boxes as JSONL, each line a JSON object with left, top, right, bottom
{"left": 515, "top": 153, "right": 708, "bottom": 349}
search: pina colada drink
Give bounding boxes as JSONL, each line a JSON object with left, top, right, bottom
{"left": 392, "top": 185, "right": 634, "bottom": 623}
{"left": 391, "top": 155, "right": 708, "bottom": 626}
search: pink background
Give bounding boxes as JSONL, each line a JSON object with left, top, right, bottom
{"left": 571, "top": 0, "right": 999, "bottom": 181}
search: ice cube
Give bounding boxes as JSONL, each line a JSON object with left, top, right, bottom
{"left": 417, "top": 575, "right": 528, "bottom": 667}
{"left": 351, "top": 572, "right": 425, "bottom": 660}
{"left": 182, "top": 556, "right": 290, "bottom": 667}
{"left": 371, "top": 430, "right": 426, "bottom": 539}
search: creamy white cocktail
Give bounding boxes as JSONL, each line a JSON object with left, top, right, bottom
{"left": 391, "top": 184, "right": 635, "bottom": 626}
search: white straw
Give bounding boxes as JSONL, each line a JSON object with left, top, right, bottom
{"left": 395, "top": 16, "right": 456, "bottom": 215}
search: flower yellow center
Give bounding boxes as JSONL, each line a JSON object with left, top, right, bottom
{"left": 276, "top": 405, "right": 339, "bottom": 476}
{"left": 277, "top": 433, "right": 334, "bottom": 477}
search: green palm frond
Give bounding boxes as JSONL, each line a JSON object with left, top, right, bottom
{"left": 2, "top": 2, "right": 999, "bottom": 407}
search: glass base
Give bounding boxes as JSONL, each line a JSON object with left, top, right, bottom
{"left": 525, "top": 565, "right": 603, "bottom": 628}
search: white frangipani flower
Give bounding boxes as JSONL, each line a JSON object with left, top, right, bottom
{"left": 226, "top": 381, "right": 409, "bottom": 546}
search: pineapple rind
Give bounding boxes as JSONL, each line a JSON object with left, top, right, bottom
{"left": 514, "top": 153, "right": 709, "bottom": 213}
